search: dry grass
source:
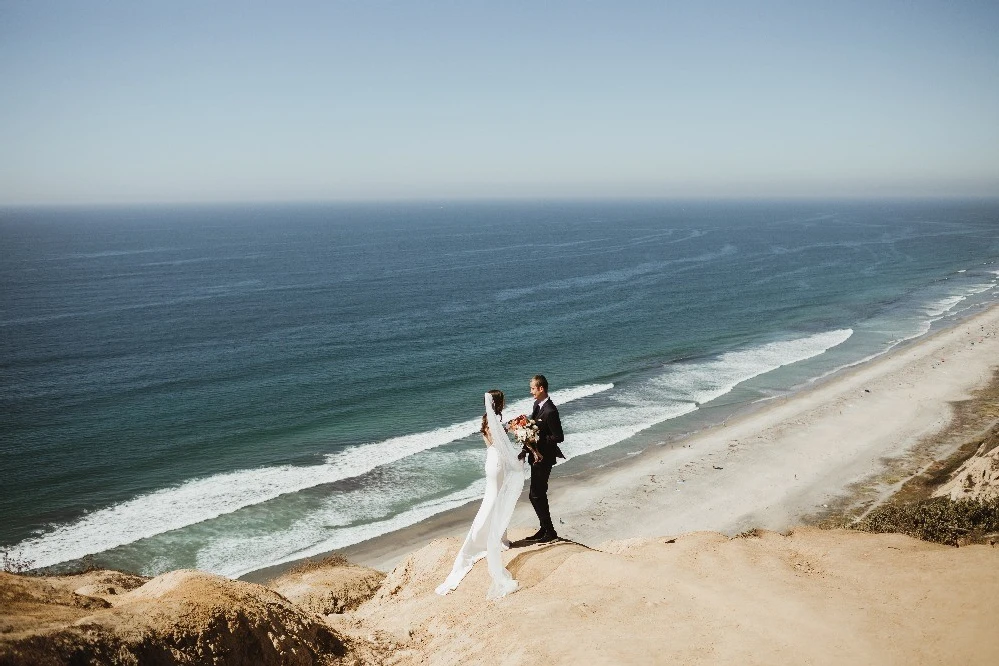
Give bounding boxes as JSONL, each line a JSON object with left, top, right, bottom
{"left": 1, "top": 551, "right": 36, "bottom": 574}
{"left": 283, "top": 553, "right": 351, "bottom": 576}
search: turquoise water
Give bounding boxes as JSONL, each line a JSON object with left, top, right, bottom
{"left": 1, "top": 199, "right": 997, "bottom": 576}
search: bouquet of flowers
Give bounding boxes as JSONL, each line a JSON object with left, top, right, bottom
{"left": 506, "top": 415, "right": 543, "bottom": 463}
{"left": 505, "top": 414, "right": 539, "bottom": 444}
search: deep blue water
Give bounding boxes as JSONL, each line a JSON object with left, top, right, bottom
{"left": 1, "top": 200, "right": 997, "bottom": 576}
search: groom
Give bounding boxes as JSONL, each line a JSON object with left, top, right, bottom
{"left": 524, "top": 374, "right": 565, "bottom": 543}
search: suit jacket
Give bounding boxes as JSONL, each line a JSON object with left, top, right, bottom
{"left": 530, "top": 398, "right": 565, "bottom": 465}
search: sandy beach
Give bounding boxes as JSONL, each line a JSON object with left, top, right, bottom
{"left": 248, "top": 301, "right": 999, "bottom": 578}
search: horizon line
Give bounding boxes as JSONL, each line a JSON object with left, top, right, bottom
{"left": 4, "top": 193, "right": 999, "bottom": 210}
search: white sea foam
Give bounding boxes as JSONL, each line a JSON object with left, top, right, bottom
{"left": 650, "top": 329, "right": 854, "bottom": 404}
{"left": 807, "top": 281, "right": 998, "bottom": 385}
{"left": 924, "top": 295, "right": 967, "bottom": 317}
{"left": 496, "top": 245, "right": 737, "bottom": 301}
{"left": 9, "top": 383, "right": 613, "bottom": 569}
{"left": 0, "top": 282, "right": 264, "bottom": 327}
{"left": 141, "top": 257, "right": 214, "bottom": 267}
{"left": 563, "top": 329, "right": 853, "bottom": 460}
{"left": 217, "top": 479, "right": 489, "bottom": 578}
{"left": 59, "top": 248, "right": 171, "bottom": 260}
{"left": 563, "top": 403, "right": 698, "bottom": 459}
{"left": 923, "top": 283, "right": 996, "bottom": 318}
{"left": 909, "top": 284, "right": 995, "bottom": 340}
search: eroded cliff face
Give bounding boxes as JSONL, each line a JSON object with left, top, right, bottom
{"left": 267, "top": 560, "right": 386, "bottom": 616}
{"left": 0, "top": 568, "right": 360, "bottom": 665}
{"left": 933, "top": 428, "right": 999, "bottom": 501}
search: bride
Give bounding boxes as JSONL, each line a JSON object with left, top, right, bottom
{"left": 435, "top": 390, "right": 533, "bottom": 599}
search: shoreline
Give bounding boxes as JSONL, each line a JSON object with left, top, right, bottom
{"left": 243, "top": 300, "right": 999, "bottom": 581}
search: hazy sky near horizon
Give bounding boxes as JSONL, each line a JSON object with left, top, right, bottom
{"left": 1, "top": 1, "right": 998, "bottom": 204}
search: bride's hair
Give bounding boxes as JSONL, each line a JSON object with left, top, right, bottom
{"left": 481, "top": 389, "right": 504, "bottom": 437}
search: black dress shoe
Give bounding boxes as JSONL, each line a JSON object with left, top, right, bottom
{"left": 525, "top": 529, "right": 546, "bottom": 541}
{"left": 535, "top": 531, "right": 559, "bottom": 543}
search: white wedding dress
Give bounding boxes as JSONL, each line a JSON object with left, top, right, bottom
{"left": 435, "top": 393, "right": 527, "bottom": 599}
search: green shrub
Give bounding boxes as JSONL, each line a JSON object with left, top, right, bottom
{"left": 853, "top": 496, "right": 999, "bottom": 546}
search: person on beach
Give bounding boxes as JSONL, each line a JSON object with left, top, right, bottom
{"left": 435, "top": 390, "right": 525, "bottom": 599}
{"left": 522, "top": 374, "right": 565, "bottom": 543}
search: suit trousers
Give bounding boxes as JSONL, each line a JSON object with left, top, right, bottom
{"left": 529, "top": 459, "right": 556, "bottom": 534}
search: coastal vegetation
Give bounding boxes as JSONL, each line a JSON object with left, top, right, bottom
{"left": 0, "top": 552, "right": 34, "bottom": 575}
{"left": 853, "top": 423, "right": 999, "bottom": 546}
{"left": 855, "top": 496, "right": 999, "bottom": 546}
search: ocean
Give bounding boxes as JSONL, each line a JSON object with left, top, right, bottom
{"left": 1, "top": 200, "right": 997, "bottom": 577}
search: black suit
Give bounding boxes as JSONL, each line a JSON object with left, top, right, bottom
{"left": 528, "top": 398, "right": 565, "bottom": 535}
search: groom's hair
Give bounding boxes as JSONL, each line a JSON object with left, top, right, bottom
{"left": 532, "top": 374, "right": 548, "bottom": 391}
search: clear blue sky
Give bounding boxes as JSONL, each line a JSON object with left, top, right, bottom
{"left": 1, "top": 1, "right": 998, "bottom": 204}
